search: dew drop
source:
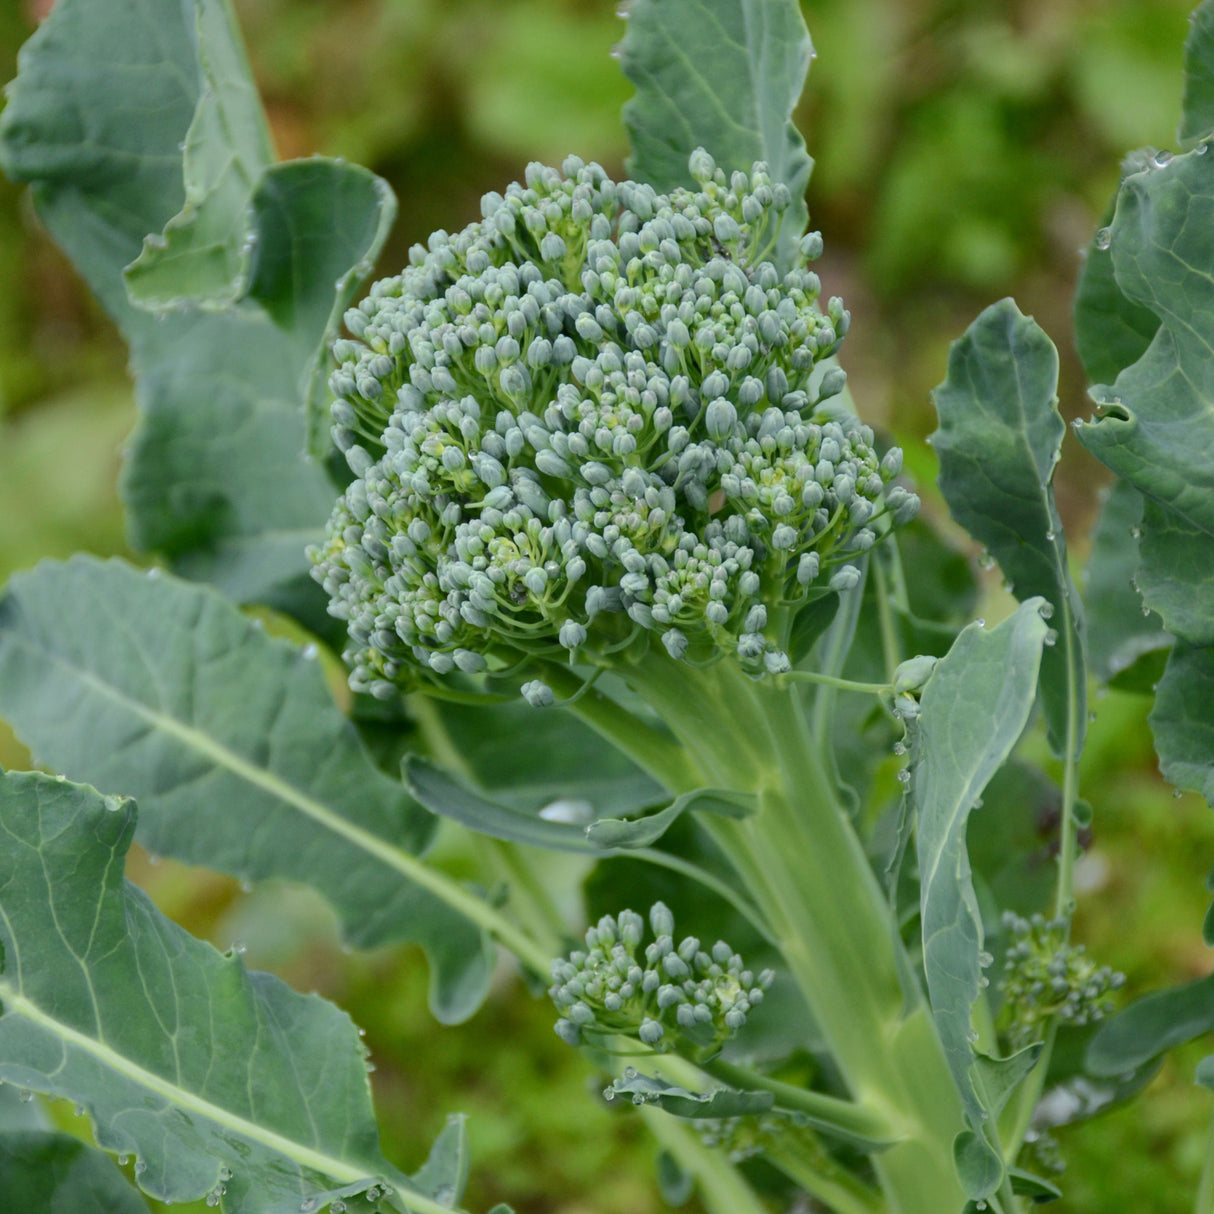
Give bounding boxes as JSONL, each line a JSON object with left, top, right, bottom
{"left": 146, "top": 567, "right": 162, "bottom": 580}
{"left": 118, "top": 1154, "right": 130, "bottom": 1166}
{"left": 977, "top": 550, "right": 996, "bottom": 570}
{"left": 206, "top": 1194, "right": 220, "bottom": 1208}
{"left": 1043, "top": 628, "right": 1058, "bottom": 647}
{"left": 1198, "top": 141, "right": 1210, "bottom": 155}
{"left": 893, "top": 741, "right": 907, "bottom": 756}
{"left": 300, "top": 1199, "right": 319, "bottom": 1213}
{"left": 1151, "top": 150, "right": 1174, "bottom": 168}
{"left": 896, "top": 768, "right": 911, "bottom": 785}
{"left": 1039, "top": 601, "right": 1055, "bottom": 619}
{"left": 134, "top": 1161, "right": 148, "bottom": 1175}
{"left": 332, "top": 1204, "right": 346, "bottom": 1214}
{"left": 1044, "top": 529, "right": 1056, "bottom": 542}
{"left": 609, "top": 41, "right": 623, "bottom": 60}
{"left": 219, "top": 1166, "right": 232, "bottom": 1181}
{"left": 1174, "top": 788, "right": 1185, "bottom": 799}
{"left": 1094, "top": 227, "right": 1112, "bottom": 250}
{"left": 148, "top": 853, "right": 162, "bottom": 866}
{"left": 434, "top": 1184, "right": 456, "bottom": 1204}
{"left": 1088, "top": 711, "right": 1097, "bottom": 723}
{"left": 17, "top": 1089, "right": 32, "bottom": 1103}
{"left": 103, "top": 795, "right": 124, "bottom": 813}
{"left": 240, "top": 879, "right": 253, "bottom": 894}
{"left": 301, "top": 643, "right": 319, "bottom": 661}
{"left": 975, "top": 617, "right": 986, "bottom": 628}
{"left": 229, "top": 941, "right": 247, "bottom": 956}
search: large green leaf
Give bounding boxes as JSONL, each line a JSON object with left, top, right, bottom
{"left": 1137, "top": 497, "right": 1214, "bottom": 647}
{"left": 1181, "top": 0, "right": 1214, "bottom": 144}
{"left": 1150, "top": 642, "right": 1214, "bottom": 805}
{"left": 122, "top": 0, "right": 274, "bottom": 309}
{"left": 912, "top": 601, "right": 1050, "bottom": 1194}
{"left": 0, "top": 557, "right": 494, "bottom": 1023}
{"left": 1087, "top": 972, "right": 1214, "bottom": 1076}
{"left": 0, "top": 768, "right": 466, "bottom": 1214}
{"left": 618, "top": 0, "right": 813, "bottom": 269}
{"left": 0, "top": 1130, "right": 149, "bottom": 1214}
{"left": 1072, "top": 197, "right": 1159, "bottom": 389}
{"left": 0, "top": 0, "right": 393, "bottom": 607}
{"left": 1074, "top": 147, "right": 1214, "bottom": 538}
{"left": 930, "top": 300, "right": 1085, "bottom": 758}
{"left": 1083, "top": 481, "right": 1171, "bottom": 685}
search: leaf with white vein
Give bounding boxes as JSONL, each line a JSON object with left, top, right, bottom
{"left": 0, "top": 768, "right": 470, "bottom": 1214}
{"left": 0, "top": 556, "right": 497, "bottom": 1023}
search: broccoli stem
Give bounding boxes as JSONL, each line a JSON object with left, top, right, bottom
{"left": 573, "top": 651, "right": 969, "bottom": 1213}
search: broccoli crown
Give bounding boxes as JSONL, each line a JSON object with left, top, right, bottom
{"left": 548, "top": 904, "right": 773, "bottom": 1057}
{"left": 311, "top": 150, "right": 918, "bottom": 699}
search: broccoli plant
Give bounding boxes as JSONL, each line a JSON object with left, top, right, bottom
{"left": 0, "top": 1, "right": 1212, "bottom": 1212}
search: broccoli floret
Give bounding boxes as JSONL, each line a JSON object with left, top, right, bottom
{"left": 999, "top": 913, "right": 1124, "bottom": 1049}
{"left": 548, "top": 904, "right": 773, "bottom": 1057}
{"left": 311, "top": 150, "right": 918, "bottom": 698}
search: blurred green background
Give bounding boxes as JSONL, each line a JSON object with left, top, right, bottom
{"left": 1, "top": 0, "right": 1212, "bottom": 1210}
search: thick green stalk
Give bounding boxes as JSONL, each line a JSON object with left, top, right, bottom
{"left": 596, "top": 652, "right": 968, "bottom": 1213}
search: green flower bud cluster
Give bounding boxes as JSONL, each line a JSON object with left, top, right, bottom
{"left": 549, "top": 903, "right": 773, "bottom": 1056}
{"left": 311, "top": 150, "right": 917, "bottom": 698}
{"left": 1000, "top": 913, "right": 1124, "bottom": 1049}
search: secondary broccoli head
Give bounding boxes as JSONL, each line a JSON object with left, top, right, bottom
{"left": 311, "top": 150, "right": 918, "bottom": 699}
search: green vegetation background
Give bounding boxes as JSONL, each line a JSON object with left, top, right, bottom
{"left": 0, "top": 0, "right": 1210, "bottom": 1209}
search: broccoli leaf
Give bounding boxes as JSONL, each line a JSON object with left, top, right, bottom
{"left": 0, "top": 0, "right": 393, "bottom": 610}
{"left": 1137, "top": 498, "right": 1214, "bottom": 647}
{"left": 419, "top": 696, "right": 663, "bottom": 818}
{"left": 0, "top": 1130, "right": 150, "bottom": 1214}
{"left": 912, "top": 600, "right": 1050, "bottom": 1197}
{"left": 586, "top": 788, "right": 755, "bottom": 849}
{"left": 604, "top": 1071, "right": 774, "bottom": 1119}
{"left": 1083, "top": 481, "right": 1171, "bottom": 686}
{"left": 405, "top": 755, "right": 595, "bottom": 852}
{"left": 1072, "top": 199, "right": 1159, "bottom": 389}
{"left": 1182, "top": 0, "right": 1214, "bottom": 144}
{"left": 618, "top": 0, "right": 813, "bottom": 269}
{"left": 1087, "top": 971, "right": 1214, "bottom": 1076}
{"left": 0, "top": 557, "right": 493, "bottom": 1023}
{"left": 1150, "top": 643, "right": 1214, "bottom": 805}
{"left": 0, "top": 769, "right": 426, "bottom": 1214}
{"left": 122, "top": 0, "right": 274, "bottom": 310}
{"left": 930, "top": 299, "right": 1085, "bottom": 759}
{"left": 1074, "top": 147, "right": 1214, "bottom": 538}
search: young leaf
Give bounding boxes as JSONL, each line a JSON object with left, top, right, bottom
{"left": 0, "top": 0, "right": 393, "bottom": 608}
{"left": 0, "top": 769, "right": 432, "bottom": 1214}
{"left": 0, "top": 557, "right": 494, "bottom": 1022}
{"left": 1181, "top": 0, "right": 1214, "bottom": 144}
{"left": 1083, "top": 482, "right": 1171, "bottom": 685}
{"left": 604, "top": 1072, "right": 774, "bottom": 1120}
{"left": 1074, "top": 147, "right": 1214, "bottom": 539}
{"left": 931, "top": 299, "right": 1085, "bottom": 759}
{"left": 1150, "top": 643, "right": 1214, "bottom": 805}
{"left": 409, "top": 1115, "right": 471, "bottom": 1209}
{"left": 618, "top": 0, "right": 813, "bottom": 269}
{"left": 1087, "top": 972, "right": 1214, "bottom": 1076}
{"left": 420, "top": 696, "right": 663, "bottom": 818}
{"left": 405, "top": 755, "right": 596, "bottom": 853}
{"left": 585, "top": 788, "right": 755, "bottom": 849}
{"left": 0, "top": 1131, "right": 150, "bottom": 1214}
{"left": 912, "top": 600, "right": 1050, "bottom": 1192}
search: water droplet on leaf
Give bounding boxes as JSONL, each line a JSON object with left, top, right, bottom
{"left": 1094, "top": 227, "right": 1112, "bottom": 250}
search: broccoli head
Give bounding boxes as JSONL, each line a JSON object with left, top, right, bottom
{"left": 311, "top": 150, "right": 918, "bottom": 699}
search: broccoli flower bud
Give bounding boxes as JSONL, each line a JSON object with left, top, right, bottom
{"left": 548, "top": 902, "right": 772, "bottom": 1057}
{"left": 311, "top": 151, "right": 918, "bottom": 696}
{"left": 999, "top": 913, "right": 1124, "bottom": 1049}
